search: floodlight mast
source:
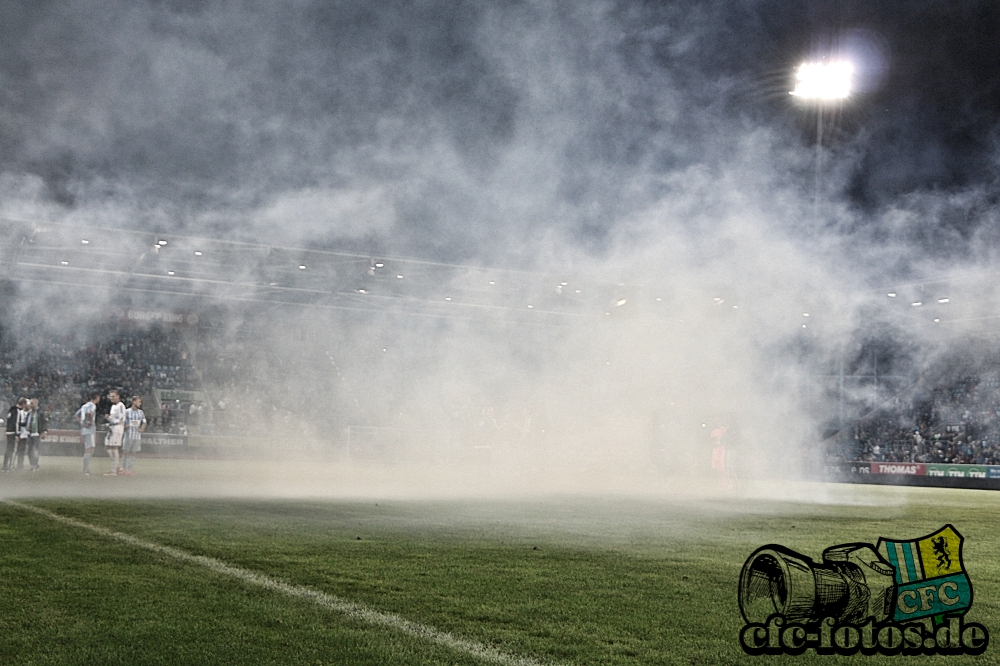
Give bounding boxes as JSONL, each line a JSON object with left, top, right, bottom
{"left": 791, "top": 61, "right": 853, "bottom": 220}
{"left": 790, "top": 62, "right": 853, "bottom": 101}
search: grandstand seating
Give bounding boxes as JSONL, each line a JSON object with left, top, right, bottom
{"left": 833, "top": 357, "right": 1000, "bottom": 465}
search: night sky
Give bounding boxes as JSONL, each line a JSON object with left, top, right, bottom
{"left": 1, "top": 1, "right": 999, "bottom": 279}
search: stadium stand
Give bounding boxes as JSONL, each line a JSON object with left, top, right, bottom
{"left": 0, "top": 325, "right": 200, "bottom": 433}
{"left": 832, "top": 353, "right": 1000, "bottom": 465}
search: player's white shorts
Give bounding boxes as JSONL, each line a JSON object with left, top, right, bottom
{"left": 82, "top": 433, "right": 95, "bottom": 450}
{"left": 106, "top": 429, "right": 124, "bottom": 448}
{"left": 123, "top": 436, "right": 141, "bottom": 453}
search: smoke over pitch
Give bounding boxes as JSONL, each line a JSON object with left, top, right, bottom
{"left": 1, "top": 1, "right": 999, "bottom": 494}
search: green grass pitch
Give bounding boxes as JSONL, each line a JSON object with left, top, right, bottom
{"left": 2, "top": 458, "right": 1000, "bottom": 665}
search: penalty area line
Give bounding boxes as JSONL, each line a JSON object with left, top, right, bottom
{"left": 4, "top": 500, "right": 552, "bottom": 666}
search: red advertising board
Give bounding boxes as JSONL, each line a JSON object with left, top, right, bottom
{"left": 871, "top": 462, "right": 926, "bottom": 476}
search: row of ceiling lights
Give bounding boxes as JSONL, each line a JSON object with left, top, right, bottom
{"left": 887, "top": 292, "right": 950, "bottom": 306}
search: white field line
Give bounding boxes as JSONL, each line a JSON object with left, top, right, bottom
{"left": 4, "top": 500, "right": 552, "bottom": 666}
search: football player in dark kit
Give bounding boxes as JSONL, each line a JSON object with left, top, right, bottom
{"left": 3, "top": 397, "right": 28, "bottom": 472}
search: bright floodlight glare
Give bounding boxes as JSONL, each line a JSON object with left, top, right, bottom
{"left": 887, "top": 292, "right": 897, "bottom": 298}
{"left": 938, "top": 298, "right": 950, "bottom": 303}
{"left": 790, "top": 61, "right": 853, "bottom": 100}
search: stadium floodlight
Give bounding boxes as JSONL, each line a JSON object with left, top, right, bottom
{"left": 375, "top": 262, "right": 383, "bottom": 267}
{"left": 790, "top": 61, "right": 853, "bottom": 100}
{"left": 803, "top": 313, "right": 810, "bottom": 317}
{"left": 938, "top": 298, "right": 950, "bottom": 303}
{"left": 81, "top": 239, "right": 89, "bottom": 245}
{"left": 615, "top": 299, "right": 627, "bottom": 307}
{"left": 60, "top": 260, "right": 68, "bottom": 265}
{"left": 194, "top": 251, "right": 202, "bottom": 256}
{"left": 912, "top": 301, "right": 922, "bottom": 307}
{"left": 298, "top": 265, "right": 306, "bottom": 270}
{"left": 158, "top": 240, "right": 168, "bottom": 245}
{"left": 887, "top": 292, "right": 897, "bottom": 297}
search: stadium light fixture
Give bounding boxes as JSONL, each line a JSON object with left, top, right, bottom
{"left": 167, "top": 271, "right": 175, "bottom": 276}
{"left": 615, "top": 298, "right": 627, "bottom": 307}
{"left": 934, "top": 318, "right": 940, "bottom": 323}
{"left": 911, "top": 301, "right": 922, "bottom": 307}
{"left": 790, "top": 61, "right": 853, "bottom": 100}
{"left": 802, "top": 324, "right": 807, "bottom": 328}
{"left": 358, "top": 289, "right": 367, "bottom": 294}
{"left": 60, "top": 260, "right": 68, "bottom": 265}
{"left": 656, "top": 297, "right": 662, "bottom": 302}
{"left": 887, "top": 292, "right": 897, "bottom": 298}
{"left": 527, "top": 304, "right": 533, "bottom": 309}
{"left": 733, "top": 305, "right": 738, "bottom": 309}
{"left": 194, "top": 251, "right": 202, "bottom": 256}
{"left": 938, "top": 298, "right": 950, "bottom": 303}
{"left": 298, "top": 265, "right": 306, "bottom": 270}
{"left": 445, "top": 297, "right": 452, "bottom": 301}
{"left": 81, "top": 239, "right": 89, "bottom": 245}
{"left": 158, "top": 240, "right": 168, "bottom": 245}
{"left": 396, "top": 274, "right": 403, "bottom": 279}
{"left": 489, "top": 281, "right": 495, "bottom": 285}
{"left": 575, "top": 289, "right": 581, "bottom": 294}
{"left": 803, "top": 313, "right": 810, "bottom": 317}
{"left": 561, "top": 281, "right": 568, "bottom": 286}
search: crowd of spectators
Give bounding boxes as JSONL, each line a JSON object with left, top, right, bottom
{"left": 0, "top": 326, "right": 199, "bottom": 431}
{"left": 834, "top": 355, "right": 1000, "bottom": 465}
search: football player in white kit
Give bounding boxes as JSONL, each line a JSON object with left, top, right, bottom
{"left": 122, "top": 395, "right": 147, "bottom": 476}
{"left": 104, "top": 390, "right": 126, "bottom": 476}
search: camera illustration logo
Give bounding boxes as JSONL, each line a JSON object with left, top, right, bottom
{"left": 738, "top": 525, "right": 989, "bottom": 655}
